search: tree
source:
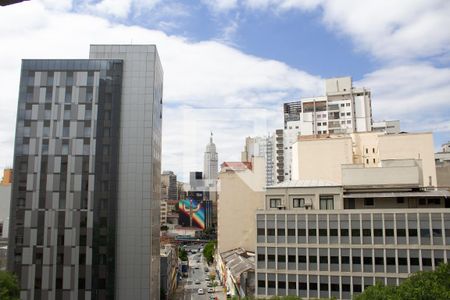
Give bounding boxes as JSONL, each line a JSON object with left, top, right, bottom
{"left": 203, "top": 241, "right": 216, "bottom": 264}
{"left": 160, "top": 225, "right": 168, "bottom": 231}
{"left": 178, "top": 248, "right": 188, "bottom": 261}
{"left": 0, "top": 270, "right": 20, "bottom": 300}
{"left": 355, "top": 263, "right": 450, "bottom": 300}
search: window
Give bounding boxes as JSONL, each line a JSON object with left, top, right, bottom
{"left": 422, "top": 258, "right": 432, "bottom": 266}
{"left": 277, "top": 228, "right": 285, "bottom": 236}
{"left": 340, "top": 228, "right": 349, "bottom": 236}
{"left": 375, "top": 257, "right": 384, "bottom": 265}
{"left": 267, "top": 229, "right": 275, "bottom": 236}
{"left": 319, "top": 229, "right": 327, "bottom": 237}
{"left": 363, "top": 257, "right": 372, "bottom": 265}
{"left": 309, "top": 255, "right": 317, "bottom": 263}
{"left": 364, "top": 198, "right": 374, "bottom": 206}
{"left": 346, "top": 112, "right": 351, "bottom": 116}
{"left": 319, "top": 195, "right": 334, "bottom": 210}
{"left": 287, "top": 229, "right": 295, "bottom": 236}
{"left": 352, "top": 256, "right": 361, "bottom": 264}
{"left": 397, "top": 229, "right": 406, "bottom": 237}
{"left": 288, "top": 255, "right": 296, "bottom": 263}
{"left": 386, "top": 257, "right": 395, "bottom": 265}
{"left": 268, "top": 281, "right": 275, "bottom": 288}
{"left": 298, "top": 229, "right": 306, "bottom": 236}
{"left": 330, "top": 256, "right": 339, "bottom": 264}
{"left": 410, "top": 257, "right": 419, "bottom": 265}
{"left": 346, "top": 103, "right": 350, "bottom": 106}
{"left": 352, "top": 229, "right": 360, "bottom": 237}
{"left": 298, "top": 255, "right": 306, "bottom": 263}
{"left": 308, "top": 229, "right": 317, "bottom": 236}
{"left": 320, "top": 256, "right": 328, "bottom": 264}
{"left": 397, "top": 197, "right": 405, "bottom": 204}
{"left": 323, "top": 122, "right": 327, "bottom": 126}
{"left": 421, "top": 229, "right": 430, "bottom": 238}
{"left": 278, "top": 255, "right": 286, "bottom": 262}
{"left": 293, "top": 198, "right": 305, "bottom": 208}
{"left": 330, "top": 229, "right": 338, "bottom": 236}
{"left": 288, "top": 282, "right": 296, "bottom": 289}
{"left": 398, "top": 257, "right": 407, "bottom": 265}
{"left": 270, "top": 198, "right": 281, "bottom": 208}
{"left": 278, "top": 281, "right": 286, "bottom": 289}
{"left": 340, "top": 113, "right": 345, "bottom": 117}
{"left": 385, "top": 229, "right": 394, "bottom": 237}
{"left": 363, "top": 229, "right": 371, "bottom": 237}
{"left": 341, "top": 256, "right": 350, "bottom": 264}
{"left": 340, "top": 104, "right": 345, "bottom": 107}
{"left": 268, "top": 254, "right": 275, "bottom": 262}
{"left": 258, "top": 280, "right": 265, "bottom": 288}
{"left": 409, "top": 228, "right": 418, "bottom": 237}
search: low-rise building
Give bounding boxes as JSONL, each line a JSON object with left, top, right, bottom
{"left": 160, "top": 244, "right": 179, "bottom": 300}
{"left": 255, "top": 159, "right": 450, "bottom": 299}
{"left": 217, "top": 157, "right": 266, "bottom": 253}
{"left": 216, "top": 248, "right": 255, "bottom": 298}
{"left": 372, "top": 120, "right": 400, "bottom": 134}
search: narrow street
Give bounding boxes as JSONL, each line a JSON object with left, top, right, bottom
{"left": 175, "top": 247, "right": 227, "bottom": 300}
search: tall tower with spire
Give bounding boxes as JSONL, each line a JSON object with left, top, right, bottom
{"left": 204, "top": 132, "right": 218, "bottom": 182}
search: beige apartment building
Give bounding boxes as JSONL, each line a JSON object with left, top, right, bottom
{"left": 256, "top": 158, "right": 450, "bottom": 299}
{"left": 218, "top": 157, "right": 266, "bottom": 253}
{"left": 292, "top": 132, "right": 437, "bottom": 186}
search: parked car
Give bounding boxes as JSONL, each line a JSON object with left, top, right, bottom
{"left": 198, "top": 288, "right": 205, "bottom": 295}
{"left": 195, "top": 280, "right": 200, "bottom": 284}
{"left": 205, "top": 277, "right": 210, "bottom": 281}
{"left": 207, "top": 287, "right": 214, "bottom": 293}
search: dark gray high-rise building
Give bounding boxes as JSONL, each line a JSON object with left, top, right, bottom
{"left": 8, "top": 45, "right": 163, "bottom": 300}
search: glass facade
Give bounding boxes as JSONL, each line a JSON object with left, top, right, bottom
{"left": 8, "top": 59, "right": 123, "bottom": 300}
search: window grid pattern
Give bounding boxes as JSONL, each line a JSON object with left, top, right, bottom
{"left": 256, "top": 211, "right": 450, "bottom": 299}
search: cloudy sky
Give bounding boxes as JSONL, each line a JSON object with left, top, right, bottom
{"left": 0, "top": 0, "right": 449, "bottom": 181}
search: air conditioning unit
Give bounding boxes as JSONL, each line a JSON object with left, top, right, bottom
{"left": 277, "top": 205, "right": 286, "bottom": 210}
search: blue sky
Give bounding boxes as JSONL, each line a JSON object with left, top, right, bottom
{"left": 0, "top": 0, "right": 449, "bottom": 180}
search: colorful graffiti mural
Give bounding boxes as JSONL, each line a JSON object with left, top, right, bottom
{"left": 178, "top": 198, "right": 205, "bottom": 229}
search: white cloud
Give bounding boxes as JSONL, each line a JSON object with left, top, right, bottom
{"left": 357, "top": 63, "right": 450, "bottom": 131}
{"left": 321, "top": 0, "right": 450, "bottom": 62}
{"left": 243, "top": 0, "right": 322, "bottom": 10}
{"left": 0, "top": 0, "right": 322, "bottom": 178}
{"left": 81, "top": 0, "right": 161, "bottom": 19}
{"left": 240, "top": 0, "right": 450, "bottom": 63}
{"left": 202, "top": 0, "right": 238, "bottom": 12}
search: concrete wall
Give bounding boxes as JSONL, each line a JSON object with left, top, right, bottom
{"left": 217, "top": 157, "right": 266, "bottom": 253}
{"left": 378, "top": 133, "right": 436, "bottom": 187}
{"left": 436, "top": 162, "right": 450, "bottom": 189}
{"left": 294, "top": 137, "right": 353, "bottom": 183}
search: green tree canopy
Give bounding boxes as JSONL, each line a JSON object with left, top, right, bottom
{"left": 0, "top": 270, "right": 20, "bottom": 300}
{"left": 178, "top": 247, "right": 188, "bottom": 261}
{"left": 203, "top": 240, "right": 216, "bottom": 264}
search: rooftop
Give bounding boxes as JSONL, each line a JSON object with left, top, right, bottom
{"left": 221, "top": 161, "right": 252, "bottom": 171}
{"left": 269, "top": 179, "right": 340, "bottom": 188}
